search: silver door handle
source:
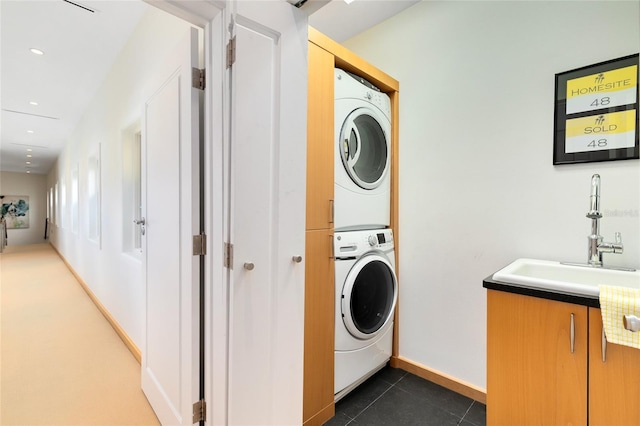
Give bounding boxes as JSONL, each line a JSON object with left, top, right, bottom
{"left": 243, "top": 262, "right": 254, "bottom": 271}
{"left": 570, "top": 313, "right": 575, "bottom": 354}
{"left": 623, "top": 314, "right": 640, "bottom": 332}
{"left": 329, "top": 234, "right": 334, "bottom": 259}
{"left": 292, "top": 256, "right": 302, "bottom": 263}
{"left": 329, "top": 199, "right": 334, "bottom": 224}
{"left": 134, "top": 217, "right": 146, "bottom": 235}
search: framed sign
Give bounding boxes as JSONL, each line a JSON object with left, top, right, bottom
{"left": 553, "top": 54, "right": 639, "bottom": 165}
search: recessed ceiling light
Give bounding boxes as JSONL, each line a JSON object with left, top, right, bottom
{"left": 27, "top": 148, "right": 33, "bottom": 152}
{"left": 30, "top": 48, "right": 44, "bottom": 55}
{"left": 26, "top": 161, "right": 31, "bottom": 165}
{"left": 27, "top": 130, "right": 34, "bottom": 134}
{"left": 27, "top": 154, "right": 33, "bottom": 158}
{"left": 29, "top": 101, "right": 39, "bottom": 106}
{"left": 26, "top": 171, "right": 31, "bottom": 174}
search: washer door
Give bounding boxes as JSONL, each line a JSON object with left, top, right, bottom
{"left": 339, "top": 107, "right": 390, "bottom": 190}
{"left": 341, "top": 253, "right": 397, "bottom": 340}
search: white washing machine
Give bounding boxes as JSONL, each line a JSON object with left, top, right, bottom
{"left": 334, "top": 228, "right": 397, "bottom": 400}
{"left": 334, "top": 69, "right": 392, "bottom": 231}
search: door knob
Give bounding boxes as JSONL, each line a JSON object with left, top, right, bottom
{"left": 292, "top": 256, "right": 302, "bottom": 263}
{"left": 134, "top": 218, "right": 146, "bottom": 235}
{"left": 243, "top": 262, "right": 255, "bottom": 271}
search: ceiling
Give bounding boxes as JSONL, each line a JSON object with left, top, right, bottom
{"left": 0, "top": 0, "right": 148, "bottom": 175}
{"left": 0, "top": 0, "right": 419, "bottom": 176}
{"left": 309, "top": 0, "right": 420, "bottom": 43}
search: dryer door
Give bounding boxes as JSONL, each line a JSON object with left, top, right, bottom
{"left": 340, "top": 107, "right": 390, "bottom": 190}
{"left": 341, "top": 252, "right": 397, "bottom": 340}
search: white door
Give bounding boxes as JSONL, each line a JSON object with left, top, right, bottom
{"left": 226, "top": 1, "right": 308, "bottom": 424}
{"left": 141, "top": 27, "right": 201, "bottom": 425}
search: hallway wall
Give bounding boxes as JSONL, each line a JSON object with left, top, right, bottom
{"left": 0, "top": 171, "right": 47, "bottom": 245}
{"left": 46, "top": 7, "right": 192, "bottom": 349}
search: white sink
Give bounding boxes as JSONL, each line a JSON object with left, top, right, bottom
{"left": 492, "top": 258, "right": 640, "bottom": 297}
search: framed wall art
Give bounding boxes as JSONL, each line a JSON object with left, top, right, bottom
{"left": 553, "top": 53, "right": 639, "bottom": 165}
{"left": 1, "top": 195, "right": 30, "bottom": 229}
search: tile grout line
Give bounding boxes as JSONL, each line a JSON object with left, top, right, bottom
{"left": 346, "top": 386, "right": 392, "bottom": 424}
{"left": 341, "top": 413, "right": 357, "bottom": 425}
{"left": 395, "top": 374, "right": 472, "bottom": 423}
{"left": 457, "top": 400, "right": 476, "bottom": 425}
{"left": 345, "top": 375, "right": 407, "bottom": 425}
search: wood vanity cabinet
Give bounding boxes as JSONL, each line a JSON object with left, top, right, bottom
{"left": 488, "top": 291, "right": 640, "bottom": 426}
{"left": 589, "top": 308, "right": 640, "bottom": 425}
{"left": 487, "top": 290, "right": 588, "bottom": 425}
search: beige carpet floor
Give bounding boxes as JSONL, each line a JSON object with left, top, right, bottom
{"left": 1, "top": 243, "right": 159, "bottom": 425}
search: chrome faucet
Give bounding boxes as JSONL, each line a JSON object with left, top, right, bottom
{"left": 586, "top": 174, "right": 623, "bottom": 267}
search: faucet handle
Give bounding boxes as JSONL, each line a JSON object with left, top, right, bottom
{"left": 613, "top": 232, "right": 623, "bottom": 253}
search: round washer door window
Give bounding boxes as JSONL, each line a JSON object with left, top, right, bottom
{"left": 341, "top": 253, "right": 397, "bottom": 340}
{"left": 340, "top": 107, "right": 390, "bottom": 190}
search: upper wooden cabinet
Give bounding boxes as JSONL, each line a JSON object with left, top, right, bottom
{"left": 589, "top": 308, "right": 640, "bottom": 426}
{"left": 306, "top": 42, "right": 334, "bottom": 231}
{"left": 487, "top": 290, "right": 588, "bottom": 425}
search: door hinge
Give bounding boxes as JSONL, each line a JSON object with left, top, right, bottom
{"left": 193, "top": 233, "right": 207, "bottom": 256}
{"left": 226, "top": 36, "right": 236, "bottom": 69}
{"left": 224, "top": 242, "right": 233, "bottom": 269}
{"left": 192, "top": 68, "right": 205, "bottom": 90}
{"left": 192, "top": 399, "right": 206, "bottom": 423}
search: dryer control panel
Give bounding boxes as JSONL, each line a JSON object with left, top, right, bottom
{"left": 334, "top": 229, "right": 394, "bottom": 259}
{"left": 363, "top": 90, "right": 392, "bottom": 118}
{"left": 335, "top": 68, "right": 392, "bottom": 119}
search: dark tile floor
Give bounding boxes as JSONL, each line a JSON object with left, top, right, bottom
{"left": 324, "top": 365, "right": 486, "bottom": 426}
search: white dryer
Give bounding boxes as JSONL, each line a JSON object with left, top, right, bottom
{"left": 334, "top": 228, "right": 397, "bottom": 400}
{"left": 334, "top": 69, "right": 392, "bottom": 231}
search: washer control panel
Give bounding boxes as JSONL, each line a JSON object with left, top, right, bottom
{"left": 335, "top": 229, "right": 394, "bottom": 258}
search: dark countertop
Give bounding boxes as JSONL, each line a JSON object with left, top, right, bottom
{"left": 483, "top": 275, "right": 600, "bottom": 308}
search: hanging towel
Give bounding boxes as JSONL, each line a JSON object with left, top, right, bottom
{"left": 599, "top": 285, "right": 640, "bottom": 350}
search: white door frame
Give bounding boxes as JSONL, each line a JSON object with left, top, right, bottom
{"left": 142, "top": 1, "right": 227, "bottom": 424}
{"left": 143, "top": 1, "right": 312, "bottom": 424}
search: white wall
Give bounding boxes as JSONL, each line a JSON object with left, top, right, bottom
{"left": 0, "top": 171, "right": 47, "bottom": 245}
{"left": 344, "top": 1, "right": 640, "bottom": 390}
{"left": 47, "top": 7, "right": 191, "bottom": 348}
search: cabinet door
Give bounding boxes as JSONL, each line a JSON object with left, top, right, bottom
{"left": 306, "top": 42, "right": 334, "bottom": 231}
{"left": 487, "top": 290, "right": 587, "bottom": 425}
{"left": 303, "top": 229, "right": 335, "bottom": 425}
{"left": 589, "top": 308, "right": 640, "bottom": 425}
{"left": 226, "top": 3, "right": 307, "bottom": 423}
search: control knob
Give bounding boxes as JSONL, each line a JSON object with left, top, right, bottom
{"left": 368, "top": 235, "right": 377, "bottom": 246}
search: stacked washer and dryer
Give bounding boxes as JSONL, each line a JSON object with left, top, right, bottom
{"left": 333, "top": 69, "right": 398, "bottom": 401}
